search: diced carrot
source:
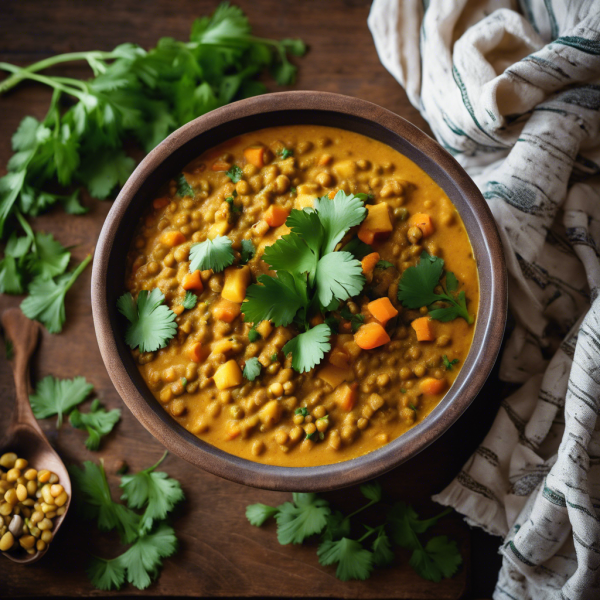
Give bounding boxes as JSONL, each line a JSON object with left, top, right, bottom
{"left": 211, "top": 160, "right": 231, "bottom": 172}
{"left": 420, "top": 377, "right": 447, "bottom": 395}
{"left": 213, "top": 298, "right": 241, "bottom": 323}
{"left": 333, "top": 382, "right": 358, "bottom": 411}
{"left": 225, "top": 422, "right": 241, "bottom": 440}
{"left": 160, "top": 231, "right": 186, "bottom": 247}
{"left": 264, "top": 205, "right": 290, "bottom": 227}
{"left": 367, "top": 297, "right": 398, "bottom": 326}
{"left": 318, "top": 364, "right": 350, "bottom": 389}
{"left": 329, "top": 348, "right": 350, "bottom": 368}
{"left": 361, "top": 252, "right": 380, "bottom": 276}
{"left": 243, "top": 146, "right": 266, "bottom": 168}
{"left": 354, "top": 322, "right": 390, "bottom": 350}
{"left": 188, "top": 342, "right": 206, "bottom": 363}
{"left": 411, "top": 316, "right": 434, "bottom": 341}
{"left": 409, "top": 213, "right": 435, "bottom": 237}
{"left": 182, "top": 270, "right": 204, "bottom": 293}
{"left": 357, "top": 203, "right": 393, "bottom": 245}
{"left": 153, "top": 197, "right": 170, "bottom": 209}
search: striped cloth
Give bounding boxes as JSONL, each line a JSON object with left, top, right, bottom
{"left": 368, "top": 1, "right": 600, "bottom": 598}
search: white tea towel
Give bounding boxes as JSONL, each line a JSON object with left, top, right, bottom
{"left": 369, "top": 1, "right": 600, "bottom": 598}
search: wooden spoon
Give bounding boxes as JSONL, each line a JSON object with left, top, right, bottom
{"left": 1, "top": 309, "right": 71, "bottom": 564}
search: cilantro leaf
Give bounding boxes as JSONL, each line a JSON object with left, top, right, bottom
{"left": 315, "top": 251, "right": 364, "bottom": 307}
{"left": 360, "top": 482, "right": 382, "bottom": 503}
{"left": 243, "top": 357, "right": 262, "bottom": 381}
{"left": 225, "top": 165, "right": 243, "bottom": 183}
{"left": 412, "top": 535, "right": 462, "bottom": 581}
{"left": 376, "top": 260, "right": 394, "bottom": 270}
{"left": 239, "top": 239, "right": 255, "bottom": 265}
{"left": 397, "top": 252, "right": 473, "bottom": 323}
{"left": 78, "top": 148, "right": 135, "bottom": 200}
{"left": 286, "top": 208, "right": 324, "bottom": 255}
{"left": 262, "top": 233, "right": 317, "bottom": 279}
{"left": 189, "top": 235, "right": 234, "bottom": 273}
{"left": 27, "top": 232, "right": 70, "bottom": 279}
{"left": 282, "top": 324, "right": 331, "bottom": 373}
{"left": 314, "top": 191, "right": 367, "bottom": 253}
{"left": 340, "top": 306, "right": 365, "bottom": 333}
{"left": 87, "top": 556, "right": 126, "bottom": 591}
{"left": 324, "top": 315, "right": 340, "bottom": 333}
{"left": 317, "top": 538, "right": 374, "bottom": 581}
{"left": 120, "top": 452, "right": 184, "bottom": 533}
{"left": 0, "top": 255, "right": 25, "bottom": 294}
{"left": 243, "top": 273, "right": 305, "bottom": 327}
{"left": 175, "top": 173, "right": 194, "bottom": 197}
{"left": 21, "top": 254, "right": 92, "bottom": 333}
{"left": 69, "top": 461, "right": 141, "bottom": 544}
{"left": 181, "top": 291, "right": 198, "bottom": 310}
{"left": 69, "top": 399, "right": 121, "bottom": 450}
{"left": 322, "top": 510, "right": 351, "bottom": 541}
{"left": 248, "top": 325, "right": 261, "bottom": 342}
{"left": 29, "top": 375, "right": 94, "bottom": 428}
{"left": 277, "top": 147, "right": 294, "bottom": 159}
{"left": 246, "top": 503, "right": 279, "bottom": 527}
{"left": 117, "top": 288, "right": 177, "bottom": 353}
{"left": 443, "top": 355, "right": 459, "bottom": 370}
{"left": 372, "top": 529, "right": 395, "bottom": 567}
{"left": 388, "top": 502, "right": 452, "bottom": 549}
{"left": 276, "top": 492, "right": 331, "bottom": 545}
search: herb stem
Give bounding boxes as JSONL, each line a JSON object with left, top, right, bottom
{"left": 0, "top": 63, "right": 85, "bottom": 99}
{"left": 346, "top": 498, "right": 378, "bottom": 521}
{"left": 65, "top": 254, "right": 93, "bottom": 292}
{"left": 143, "top": 450, "right": 169, "bottom": 473}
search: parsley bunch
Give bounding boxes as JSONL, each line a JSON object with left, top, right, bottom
{"left": 69, "top": 452, "right": 184, "bottom": 591}
{"left": 397, "top": 251, "right": 473, "bottom": 323}
{"left": 1, "top": 3, "right": 305, "bottom": 331}
{"left": 28, "top": 374, "right": 121, "bottom": 448}
{"left": 247, "top": 482, "right": 462, "bottom": 582}
{"left": 242, "top": 191, "right": 367, "bottom": 372}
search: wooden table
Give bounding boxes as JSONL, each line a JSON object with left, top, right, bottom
{"left": 0, "top": 1, "right": 505, "bottom": 597}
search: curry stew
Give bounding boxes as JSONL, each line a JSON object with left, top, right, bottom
{"left": 124, "top": 126, "right": 478, "bottom": 467}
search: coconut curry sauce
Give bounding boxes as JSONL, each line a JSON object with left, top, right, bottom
{"left": 124, "top": 125, "right": 478, "bottom": 466}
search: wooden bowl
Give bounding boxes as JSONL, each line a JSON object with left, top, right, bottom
{"left": 92, "top": 91, "right": 507, "bottom": 492}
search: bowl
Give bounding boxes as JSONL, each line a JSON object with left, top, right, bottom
{"left": 91, "top": 91, "right": 507, "bottom": 492}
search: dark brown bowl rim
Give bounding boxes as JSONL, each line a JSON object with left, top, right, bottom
{"left": 91, "top": 91, "right": 507, "bottom": 492}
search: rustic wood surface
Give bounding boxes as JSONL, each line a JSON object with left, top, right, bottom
{"left": 0, "top": 1, "right": 505, "bottom": 598}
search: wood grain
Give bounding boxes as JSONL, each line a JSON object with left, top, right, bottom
{"left": 0, "top": 0, "right": 504, "bottom": 597}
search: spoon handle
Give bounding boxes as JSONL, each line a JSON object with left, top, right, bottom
{"left": 2, "top": 309, "right": 42, "bottom": 429}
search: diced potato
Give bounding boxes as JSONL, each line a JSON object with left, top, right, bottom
{"left": 357, "top": 203, "right": 393, "bottom": 245}
{"left": 343, "top": 340, "right": 362, "bottom": 360}
{"left": 213, "top": 360, "right": 243, "bottom": 390}
{"left": 328, "top": 349, "right": 350, "bottom": 368}
{"left": 212, "top": 339, "right": 234, "bottom": 355}
{"left": 333, "top": 160, "right": 357, "bottom": 179}
{"left": 213, "top": 298, "right": 241, "bottom": 323}
{"left": 208, "top": 221, "right": 230, "bottom": 239}
{"left": 318, "top": 364, "right": 350, "bottom": 389}
{"left": 296, "top": 194, "right": 316, "bottom": 209}
{"left": 259, "top": 400, "right": 282, "bottom": 428}
{"left": 221, "top": 266, "right": 251, "bottom": 303}
{"left": 256, "top": 320, "right": 274, "bottom": 339}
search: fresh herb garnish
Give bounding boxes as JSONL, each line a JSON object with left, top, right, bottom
{"left": 181, "top": 291, "right": 198, "bottom": 310}
{"left": 117, "top": 289, "right": 177, "bottom": 352}
{"left": 240, "top": 239, "right": 255, "bottom": 265}
{"left": 270, "top": 353, "right": 278, "bottom": 362}
{"left": 278, "top": 147, "right": 294, "bottom": 159}
{"left": 339, "top": 306, "right": 365, "bottom": 333}
{"left": 376, "top": 260, "right": 394, "bottom": 270}
{"left": 295, "top": 407, "right": 309, "bottom": 417}
{"left": 401, "top": 388, "right": 407, "bottom": 394}
{"left": 397, "top": 251, "right": 473, "bottom": 323}
{"left": 71, "top": 452, "right": 184, "bottom": 590}
{"left": 225, "top": 165, "right": 243, "bottom": 183}
{"left": 408, "top": 403, "right": 417, "bottom": 412}
{"left": 188, "top": 235, "right": 235, "bottom": 273}
{"left": 181, "top": 377, "right": 188, "bottom": 389}
{"left": 243, "top": 357, "right": 262, "bottom": 381}
{"left": 175, "top": 173, "right": 194, "bottom": 198}
{"left": 0, "top": 3, "right": 305, "bottom": 331}
{"left": 248, "top": 326, "right": 261, "bottom": 343}
{"left": 341, "top": 237, "right": 374, "bottom": 260}
{"left": 305, "top": 430, "right": 316, "bottom": 440}
{"left": 225, "top": 196, "right": 242, "bottom": 212}
{"left": 290, "top": 187, "right": 297, "bottom": 194}
{"left": 247, "top": 483, "right": 461, "bottom": 583}
{"left": 69, "top": 399, "right": 121, "bottom": 451}
{"left": 242, "top": 191, "right": 367, "bottom": 372}
{"left": 20, "top": 254, "right": 92, "bottom": 333}
{"left": 29, "top": 375, "right": 94, "bottom": 428}
{"left": 443, "top": 355, "right": 459, "bottom": 370}
{"left": 324, "top": 315, "right": 340, "bottom": 333}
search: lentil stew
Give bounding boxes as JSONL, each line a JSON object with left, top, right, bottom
{"left": 123, "top": 125, "right": 479, "bottom": 467}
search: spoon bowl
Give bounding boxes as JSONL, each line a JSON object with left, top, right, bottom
{"left": 0, "top": 309, "right": 71, "bottom": 564}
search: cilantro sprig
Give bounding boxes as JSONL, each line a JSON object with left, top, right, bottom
{"left": 247, "top": 482, "right": 461, "bottom": 583}
{"left": 70, "top": 452, "right": 184, "bottom": 591}
{"left": 443, "top": 355, "right": 459, "bottom": 370}
{"left": 397, "top": 251, "right": 473, "bottom": 324}
{"left": 69, "top": 399, "right": 121, "bottom": 451}
{"left": 242, "top": 191, "right": 367, "bottom": 373}
{"left": 188, "top": 235, "right": 235, "bottom": 273}
{"left": 117, "top": 288, "right": 177, "bottom": 353}
{"left": 242, "top": 357, "right": 262, "bottom": 381}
